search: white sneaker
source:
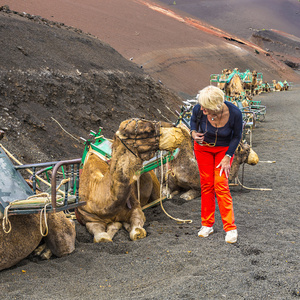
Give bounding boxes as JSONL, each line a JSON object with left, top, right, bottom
{"left": 225, "top": 229, "right": 238, "bottom": 243}
{"left": 198, "top": 226, "right": 214, "bottom": 237}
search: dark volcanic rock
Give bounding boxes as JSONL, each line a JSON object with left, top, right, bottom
{"left": 0, "top": 7, "right": 183, "bottom": 163}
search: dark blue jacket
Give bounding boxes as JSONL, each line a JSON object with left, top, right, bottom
{"left": 190, "top": 101, "right": 243, "bottom": 156}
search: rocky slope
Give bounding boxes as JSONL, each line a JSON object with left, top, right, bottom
{"left": 0, "top": 7, "right": 183, "bottom": 163}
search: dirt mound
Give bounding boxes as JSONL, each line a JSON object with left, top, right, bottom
{"left": 250, "top": 29, "right": 300, "bottom": 70}
{"left": 0, "top": 6, "right": 183, "bottom": 163}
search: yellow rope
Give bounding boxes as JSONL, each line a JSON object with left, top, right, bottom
{"left": 40, "top": 203, "right": 50, "bottom": 237}
{"left": 2, "top": 205, "right": 12, "bottom": 233}
{"left": 159, "top": 151, "right": 192, "bottom": 224}
{"left": 51, "top": 117, "right": 81, "bottom": 142}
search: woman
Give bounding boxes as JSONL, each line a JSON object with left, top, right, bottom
{"left": 190, "top": 85, "right": 243, "bottom": 243}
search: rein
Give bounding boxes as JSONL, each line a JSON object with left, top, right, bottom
{"left": 117, "top": 135, "right": 139, "bottom": 158}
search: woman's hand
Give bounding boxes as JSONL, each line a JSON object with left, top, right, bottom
{"left": 217, "top": 155, "right": 231, "bottom": 178}
{"left": 191, "top": 131, "right": 205, "bottom": 144}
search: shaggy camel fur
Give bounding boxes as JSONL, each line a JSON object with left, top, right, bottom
{"left": 225, "top": 73, "right": 244, "bottom": 97}
{"left": 163, "top": 124, "right": 259, "bottom": 200}
{"left": 77, "top": 119, "right": 184, "bottom": 242}
{"left": 0, "top": 212, "right": 76, "bottom": 271}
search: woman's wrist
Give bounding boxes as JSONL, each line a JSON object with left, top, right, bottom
{"left": 190, "top": 130, "right": 196, "bottom": 138}
{"left": 225, "top": 154, "right": 232, "bottom": 159}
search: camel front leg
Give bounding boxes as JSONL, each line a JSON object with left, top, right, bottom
{"left": 124, "top": 208, "right": 146, "bottom": 241}
{"left": 180, "top": 189, "right": 201, "bottom": 201}
{"left": 106, "top": 222, "right": 122, "bottom": 240}
{"left": 86, "top": 222, "right": 112, "bottom": 243}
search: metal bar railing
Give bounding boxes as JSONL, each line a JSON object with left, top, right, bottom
{"left": 50, "top": 158, "right": 82, "bottom": 212}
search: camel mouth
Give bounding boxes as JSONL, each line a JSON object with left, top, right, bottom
{"left": 246, "top": 148, "right": 259, "bottom": 165}
{"left": 159, "top": 127, "right": 184, "bottom": 151}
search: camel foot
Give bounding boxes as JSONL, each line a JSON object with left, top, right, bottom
{"left": 94, "top": 232, "right": 113, "bottom": 243}
{"left": 40, "top": 248, "right": 53, "bottom": 260}
{"left": 34, "top": 244, "right": 47, "bottom": 256}
{"left": 33, "top": 243, "right": 53, "bottom": 260}
{"left": 130, "top": 227, "right": 146, "bottom": 241}
{"left": 180, "top": 189, "right": 201, "bottom": 201}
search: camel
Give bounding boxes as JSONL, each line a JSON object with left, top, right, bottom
{"left": 283, "top": 80, "right": 289, "bottom": 91}
{"left": 224, "top": 73, "right": 244, "bottom": 97}
{"left": 217, "top": 69, "right": 232, "bottom": 91}
{"left": 243, "top": 70, "right": 258, "bottom": 95}
{"left": 76, "top": 118, "right": 185, "bottom": 242}
{"left": 0, "top": 132, "right": 77, "bottom": 271}
{"left": 272, "top": 80, "right": 283, "bottom": 91}
{"left": 262, "top": 81, "right": 271, "bottom": 93}
{"left": 0, "top": 212, "right": 76, "bottom": 271}
{"left": 163, "top": 124, "right": 259, "bottom": 200}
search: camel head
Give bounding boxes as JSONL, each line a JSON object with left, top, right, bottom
{"left": 229, "top": 142, "right": 259, "bottom": 181}
{"left": 115, "top": 118, "right": 184, "bottom": 161}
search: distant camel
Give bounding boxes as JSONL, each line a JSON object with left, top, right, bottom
{"left": 262, "top": 81, "right": 271, "bottom": 93}
{"left": 243, "top": 70, "right": 258, "bottom": 95}
{"left": 283, "top": 80, "right": 289, "bottom": 91}
{"left": 217, "top": 69, "right": 232, "bottom": 91}
{"left": 272, "top": 80, "right": 283, "bottom": 91}
{"left": 225, "top": 73, "right": 244, "bottom": 97}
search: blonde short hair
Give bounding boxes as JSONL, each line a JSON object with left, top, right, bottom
{"left": 197, "top": 85, "right": 225, "bottom": 111}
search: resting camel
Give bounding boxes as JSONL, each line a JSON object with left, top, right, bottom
{"left": 262, "top": 81, "right": 271, "bottom": 93}
{"left": 272, "top": 80, "right": 283, "bottom": 91}
{"left": 76, "top": 118, "right": 184, "bottom": 242}
{"left": 0, "top": 212, "right": 76, "bottom": 271}
{"left": 163, "top": 124, "right": 259, "bottom": 200}
{"left": 0, "top": 132, "right": 76, "bottom": 271}
{"left": 224, "top": 73, "right": 244, "bottom": 97}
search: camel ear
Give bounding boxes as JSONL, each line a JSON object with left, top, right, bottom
{"left": 247, "top": 148, "right": 259, "bottom": 165}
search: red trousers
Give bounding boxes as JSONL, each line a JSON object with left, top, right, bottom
{"left": 194, "top": 142, "right": 237, "bottom": 232}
